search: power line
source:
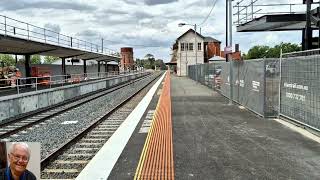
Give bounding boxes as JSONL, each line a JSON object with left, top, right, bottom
{"left": 198, "top": 0, "right": 219, "bottom": 26}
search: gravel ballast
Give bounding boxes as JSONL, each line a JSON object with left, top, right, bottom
{"left": 3, "top": 73, "right": 160, "bottom": 159}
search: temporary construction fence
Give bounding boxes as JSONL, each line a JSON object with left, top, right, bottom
{"left": 189, "top": 51, "right": 320, "bottom": 132}
{"left": 280, "top": 50, "right": 320, "bottom": 131}
{"left": 188, "top": 59, "right": 279, "bottom": 117}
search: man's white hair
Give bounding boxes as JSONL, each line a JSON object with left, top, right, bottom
{"left": 9, "top": 142, "right": 31, "bottom": 159}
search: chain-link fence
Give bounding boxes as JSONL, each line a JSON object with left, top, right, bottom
{"left": 189, "top": 53, "right": 320, "bottom": 131}
{"left": 188, "top": 59, "right": 279, "bottom": 117}
{"left": 280, "top": 50, "right": 320, "bottom": 131}
{"left": 188, "top": 62, "right": 224, "bottom": 90}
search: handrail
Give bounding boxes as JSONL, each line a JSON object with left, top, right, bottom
{"left": 0, "top": 14, "right": 120, "bottom": 58}
{"left": 233, "top": 0, "right": 307, "bottom": 25}
{"left": 0, "top": 69, "right": 144, "bottom": 95}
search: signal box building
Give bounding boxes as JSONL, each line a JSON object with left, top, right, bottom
{"left": 176, "top": 29, "right": 221, "bottom": 76}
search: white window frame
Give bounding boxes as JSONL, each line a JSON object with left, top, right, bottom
{"left": 189, "top": 43, "right": 193, "bottom": 51}
{"left": 198, "top": 42, "right": 202, "bottom": 51}
{"left": 181, "top": 43, "right": 185, "bottom": 51}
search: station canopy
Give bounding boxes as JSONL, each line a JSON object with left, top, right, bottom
{"left": 0, "top": 15, "right": 120, "bottom": 62}
{"left": 0, "top": 34, "right": 120, "bottom": 62}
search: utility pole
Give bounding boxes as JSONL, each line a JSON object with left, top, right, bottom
{"left": 227, "top": 0, "right": 233, "bottom": 105}
{"left": 194, "top": 24, "right": 198, "bottom": 80}
{"left": 226, "top": 0, "right": 229, "bottom": 62}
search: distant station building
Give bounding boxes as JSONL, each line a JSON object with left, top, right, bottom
{"left": 173, "top": 29, "right": 221, "bottom": 76}
{"left": 169, "top": 29, "right": 242, "bottom": 76}
{"left": 120, "top": 47, "right": 134, "bottom": 71}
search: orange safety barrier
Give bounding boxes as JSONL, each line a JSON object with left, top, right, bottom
{"left": 134, "top": 71, "right": 174, "bottom": 180}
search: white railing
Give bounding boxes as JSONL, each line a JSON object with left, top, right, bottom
{"left": 233, "top": 1, "right": 306, "bottom": 25}
{"left": 0, "top": 15, "right": 120, "bottom": 57}
{"left": 0, "top": 69, "right": 143, "bottom": 95}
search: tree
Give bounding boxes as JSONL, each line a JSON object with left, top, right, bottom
{"left": 0, "top": 54, "right": 15, "bottom": 66}
{"left": 31, "top": 55, "right": 41, "bottom": 64}
{"left": 144, "top": 54, "right": 155, "bottom": 69}
{"left": 136, "top": 54, "right": 167, "bottom": 70}
{"left": 155, "top": 59, "right": 166, "bottom": 70}
{"left": 135, "top": 58, "right": 143, "bottom": 67}
{"left": 244, "top": 42, "right": 302, "bottom": 60}
{"left": 272, "top": 42, "right": 301, "bottom": 56}
{"left": 144, "top": 54, "right": 154, "bottom": 59}
{"left": 44, "top": 56, "right": 59, "bottom": 64}
{"left": 244, "top": 45, "right": 270, "bottom": 60}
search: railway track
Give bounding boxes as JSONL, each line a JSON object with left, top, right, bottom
{"left": 40, "top": 72, "right": 162, "bottom": 179}
{"left": 0, "top": 73, "right": 150, "bottom": 140}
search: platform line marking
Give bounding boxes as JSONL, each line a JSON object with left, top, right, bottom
{"left": 138, "top": 110, "right": 155, "bottom": 133}
{"left": 76, "top": 73, "right": 166, "bottom": 180}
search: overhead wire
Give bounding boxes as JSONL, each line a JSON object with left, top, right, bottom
{"left": 104, "top": 0, "right": 222, "bottom": 49}
{"left": 198, "top": 0, "right": 219, "bottom": 27}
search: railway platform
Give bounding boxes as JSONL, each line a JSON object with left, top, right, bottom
{"left": 77, "top": 72, "right": 320, "bottom": 180}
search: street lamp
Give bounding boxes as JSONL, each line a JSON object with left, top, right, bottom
{"left": 178, "top": 23, "right": 197, "bottom": 80}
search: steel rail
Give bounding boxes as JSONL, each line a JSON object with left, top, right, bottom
{"left": 40, "top": 72, "right": 162, "bottom": 171}
{"left": 0, "top": 74, "right": 150, "bottom": 139}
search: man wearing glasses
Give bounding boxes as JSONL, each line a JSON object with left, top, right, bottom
{"left": 0, "top": 142, "right": 36, "bottom": 180}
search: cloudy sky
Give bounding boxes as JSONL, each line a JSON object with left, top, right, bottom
{"left": 0, "top": 0, "right": 308, "bottom": 62}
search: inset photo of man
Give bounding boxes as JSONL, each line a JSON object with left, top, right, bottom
{"left": 0, "top": 142, "right": 40, "bottom": 180}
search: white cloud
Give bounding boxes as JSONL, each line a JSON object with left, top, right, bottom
{"left": 0, "top": 0, "right": 304, "bottom": 62}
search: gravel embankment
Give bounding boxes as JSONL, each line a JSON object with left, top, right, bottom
{"left": 5, "top": 73, "right": 160, "bottom": 159}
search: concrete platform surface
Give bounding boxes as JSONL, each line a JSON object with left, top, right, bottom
{"left": 171, "top": 76, "right": 320, "bottom": 180}
{"left": 108, "top": 75, "right": 164, "bottom": 180}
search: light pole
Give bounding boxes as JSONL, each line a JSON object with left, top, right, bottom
{"left": 178, "top": 23, "right": 198, "bottom": 79}
{"left": 227, "top": 0, "right": 233, "bottom": 105}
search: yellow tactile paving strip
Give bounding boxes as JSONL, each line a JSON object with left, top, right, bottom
{"left": 134, "top": 71, "right": 174, "bottom": 180}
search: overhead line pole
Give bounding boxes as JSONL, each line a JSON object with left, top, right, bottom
{"left": 194, "top": 24, "right": 197, "bottom": 81}
{"left": 226, "top": 0, "right": 228, "bottom": 62}
{"left": 228, "top": 0, "right": 233, "bottom": 105}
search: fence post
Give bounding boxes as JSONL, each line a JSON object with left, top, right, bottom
{"left": 213, "top": 63, "right": 216, "bottom": 90}
{"left": 289, "top": 4, "right": 292, "bottom": 13}
{"left": 4, "top": 16, "right": 7, "bottom": 35}
{"left": 251, "top": 0, "right": 253, "bottom": 20}
{"left": 245, "top": 7, "right": 248, "bottom": 22}
{"left": 237, "top": 2, "right": 240, "bottom": 24}
{"left": 27, "top": 24, "right": 29, "bottom": 40}
{"left": 35, "top": 77, "right": 38, "bottom": 91}
{"left": 44, "top": 29, "right": 46, "bottom": 43}
{"left": 278, "top": 49, "right": 283, "bottom": 118}
{"left": 16, "top": 79, "right": 19, "bottom": 94}
{"left": 263, "top": 58, "right": 267, "bottom": 117}
{"left": 49, "top": 76, "right": 52, "bottom": 88}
